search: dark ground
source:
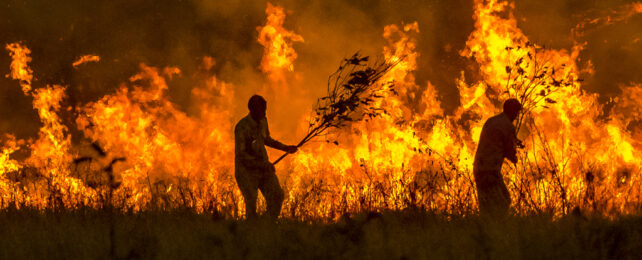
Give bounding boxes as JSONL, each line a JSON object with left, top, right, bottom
{"left": 0, "top": 208, "right": 641, "bottom": 259}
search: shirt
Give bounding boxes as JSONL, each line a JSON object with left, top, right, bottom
{"left": 234, "top": 115, "right": 287, "bottom": 174}
{"left": 473, "top": 113, "right": 518, "bottom": 172}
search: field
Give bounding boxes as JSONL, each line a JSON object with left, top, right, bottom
{"left": 2, "top": 0, "right": 642, "bottom": 259}
{"left": 1, "top": 208, "right": 641, "bottom": 259}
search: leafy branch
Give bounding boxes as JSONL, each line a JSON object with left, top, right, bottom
{"left": 502, "top": 42, "right": 580, "bottom": 133}
{"left": 273, "top": 52, "right": 403, "bottom": 165}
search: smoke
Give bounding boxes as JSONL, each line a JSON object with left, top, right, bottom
{"left": 0, "top": 0, "right": 640, "bottom": 142}
{"left": 514, "top": 0, "right": 642, "bottom": 101}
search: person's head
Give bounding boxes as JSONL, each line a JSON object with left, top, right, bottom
{"left": 248, "top": 95, "right": 267, "bottom": 122}
{"left": 503, "top": 98, "right": 522, "bottom": 122}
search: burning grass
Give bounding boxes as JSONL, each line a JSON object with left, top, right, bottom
{"left": 0, "top": 160, "right": 637, "bottom": 221}
{"left": 1, "top": 0, "right": 642, "bottom": 221}
{"left": 0, "top": 208, "right": 641, "bottom": 259}
{"left": 2, "top": 0, "right": 642, "bottom": 253}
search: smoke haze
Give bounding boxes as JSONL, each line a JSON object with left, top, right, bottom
{"left": 0, "top": 0, "right": 640, "bottom": 140}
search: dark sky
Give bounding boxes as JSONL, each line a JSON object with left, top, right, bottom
{"left": 0, "top": 0, "right": 640, "bottom": 140}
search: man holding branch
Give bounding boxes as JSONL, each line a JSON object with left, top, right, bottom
{"left": 234, "top": 95, "right": 298, "bottom": 220}
{"left": 234, "top": 54, "right": 398, "bottom": 219}
{"left": 473, "top": 98, "right": 522, "bottom": 216}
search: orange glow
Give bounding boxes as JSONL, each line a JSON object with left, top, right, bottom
{"left": 573, "top": 2, "right": 642, "bottom": 38}
{"left": 0, "top": 1, "right": 641, "bottom": 219}
{"left": 72, "top": 55, "right": 101, "bottom": 68}
{"left": 5, "top": 43, "right": 33, "bottom": 93}
{"left": 257, "top": 2, "right": 304, "bottom": 83}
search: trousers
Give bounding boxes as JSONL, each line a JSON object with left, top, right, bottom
{"left": 235, "top": 168, "right": 284, "bottom": 219}
{"left": 474, "top": 169, "right": 511, "bottom": 216}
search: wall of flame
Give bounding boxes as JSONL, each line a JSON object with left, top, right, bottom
{"left": 0, "top": 0, "right": 641, "bottom": 219}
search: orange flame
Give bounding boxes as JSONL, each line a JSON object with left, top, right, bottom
{"left": 72, "top": 55, "right": 101, "bottom": 68}
{"left": 462, "top": 0, "right": 642, "bottom": 215}
{"left": 5, "top": 43, "right": 33, "bottom": 94}
{"left": 573, "top": 2, "right": 642, "bottom": 38}
{"left": 1, "top": 2, "right": 642, "bottom": 218}
{"left": 257, "top": 2, "right": 304, "bottom": 83}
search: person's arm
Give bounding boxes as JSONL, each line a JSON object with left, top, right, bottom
{"left": 502, "top": 126, "right": 518, "bottom": 164}
{"left": 264, "top": 120, "right": 297, "bottom": 153}
{"left": 235, "top": 124, "right": 266, "bottom": 169}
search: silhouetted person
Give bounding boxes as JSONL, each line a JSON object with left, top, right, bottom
{"left": 473, "top": 99, "right": 522, "bottom": 216}
{"left": 235, "top": 95, "right": 297, "bottom": 220}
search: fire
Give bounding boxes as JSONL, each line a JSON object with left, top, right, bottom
{"left": 5, "top": 43, "right": 33, "bottom": 93}
{"left": 72, "top": 55, "right": 101, "bottom": 68}
{"left": 257, "top": 2, "right": 304, "bottom": 84}
{"left": 0, "top": 135, "right": 22, "bottom": 174}
{"left": 0, "top": 1, "right": 641, "bottom": 218}
{"left": 1, "top": 43, "right": 87, "bottom": 209}
{"left": 75, "top": 63, "right": 238, "bottom": 211}
{"left": 461, "top": 0, "right": 642, "bottom": 215}
{"left": 573, "top": 2, "right": 642, "bottom": 38}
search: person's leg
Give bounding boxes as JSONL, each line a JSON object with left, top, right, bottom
{"left": 496, "top": 180, "right": 511, "bottom": 214}
{"left": 474, "top": 170, "right": 492, "bottom": 215}
{"left": 476, "top": 183, "right": 493, "bottom": 216}
{"left": 235, "top": 171, "right": 259, "bottom": 219}
{"left": 475, "top": 169, "right": 510, "bottom": 216}
{"left": 259, "top": 170, "right": 284, "bottom": 220}
{"left": 484, "top": 177, "right": 511, "bottom": 217}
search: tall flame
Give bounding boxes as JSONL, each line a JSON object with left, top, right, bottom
{"left": 461, "top": 0, "right": 642, "bottom": 215}
{"left": 6, "top": 43, "right": 33, "bottom": 94}
{"left": 257, "top": 2, "right": 304, "bottom": 84}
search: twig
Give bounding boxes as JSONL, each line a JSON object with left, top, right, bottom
{"left": 273, "top": 52, "right": 402, "bottom": 164}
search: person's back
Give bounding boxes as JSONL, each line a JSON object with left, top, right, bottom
{"left": 474, "top": 113, "right": 517, "bottom": 173}
{"left": 473, "top": 99, "right": 521, "bottom": 216}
